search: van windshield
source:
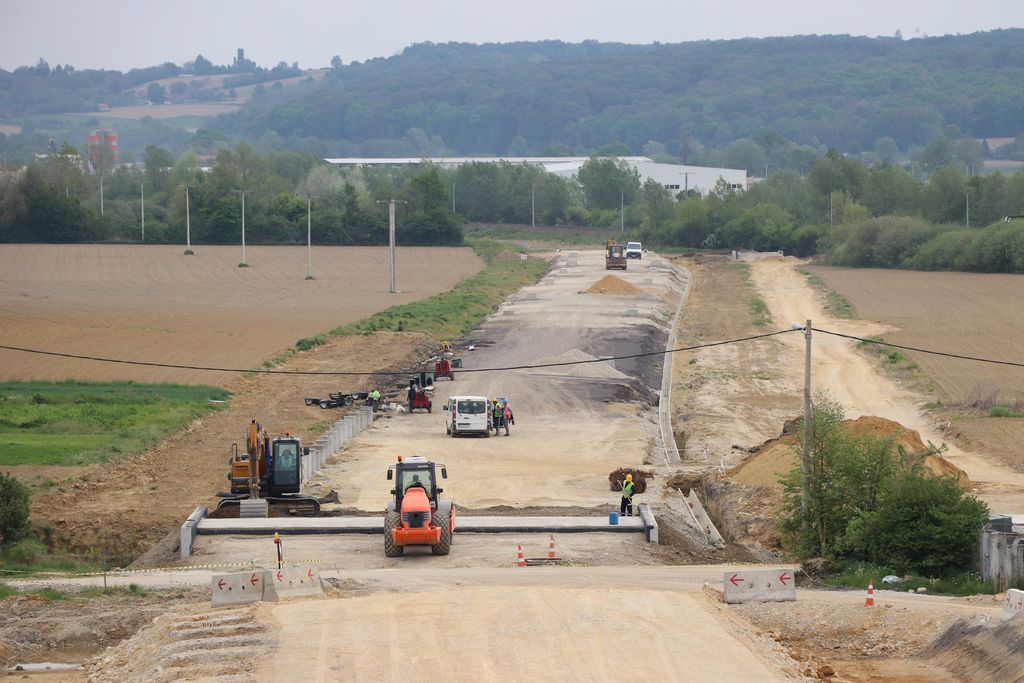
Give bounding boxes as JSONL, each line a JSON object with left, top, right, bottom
{"left": 627, "top": 242, "right": 641, "bottom": 249}
{"left": 457, "top": 399, "right": 486, "bottom": 414}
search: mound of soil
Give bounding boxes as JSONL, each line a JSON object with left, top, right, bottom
{"left": 729, "top": 416, "right": 970, "bottom": 488}
{"left": 586, "top": 275, "right": 642, "bottom": 295}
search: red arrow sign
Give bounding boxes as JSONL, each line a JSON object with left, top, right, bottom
{"left": 729, "top": 574, "right": 743, "bottom": 586}
{"left": 779, "top": 572, "right": 791, "bottom": 586}
{"left": 307, "top": 568, "right": 315, "bottom": 579}
{"left": 276, "top": 570, "right": 284, "bottom": 582}
{"left": 217, "top": 578, "right": 226, "bottom": 590}
{"left": 250, "top": 573, "right": 259, "bottom": 586}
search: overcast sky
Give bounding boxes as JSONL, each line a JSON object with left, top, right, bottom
{"left": 3, "top": 0, "right": 1023, "bottom": 71}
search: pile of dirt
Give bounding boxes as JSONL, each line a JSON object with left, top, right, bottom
{"left": 608, "top": 467, "right": 651, "bottom": 494}
{"left": 729, "top": 416, "right": 971, "bottom": 489}
{"left": 585, "top": 275, "right": 642, "bottom": 295}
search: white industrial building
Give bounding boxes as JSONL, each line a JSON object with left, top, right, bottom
{"left": 323, "top": 156, "right": 747, "bottom": 196}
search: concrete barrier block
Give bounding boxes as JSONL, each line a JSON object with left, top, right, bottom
{"left": 211, "top": 571, "right": 265, "bottom": 606}
{"left": 723, "top": 568, "right": 796, "bottom": 604}
{"left": 179, "top": 505, "right": 208, "bottom": 559}
{"left": 262, "top": 567, "right": 325, "bottom": 602}
{"left": 1004, "top": 589, "right": 1024, "bottom": 620}
{"left": 638, "top": 504, "right": 659, "bottom": 544}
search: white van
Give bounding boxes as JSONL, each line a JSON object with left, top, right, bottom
{"left": 444, "top": 395, "right": 491, "bottom": 437}
{"left": 625, "top": 241, "right": 643, "bottom": 259}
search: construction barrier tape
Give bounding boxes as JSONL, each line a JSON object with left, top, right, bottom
{"left": 3, "top": 559, "right": 333, "bottom": 580}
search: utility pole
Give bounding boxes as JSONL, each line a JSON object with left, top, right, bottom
{"left": 682, "top": 171, "right": 694, "bottom": 197}
{"left": 233, "top": 188, "right": 252, "bottom": 267}
{"left": 451, "top": 182, "right": 456, "bottom": 213}
{"left": 376, "top": 199, "right": 406, "bottom": 292}
{"left": 531, "top": 182, "right": 536, "bottom": 228}
{"left": 620, "top": 186, "right": 624, "bottom": 236}
{"left": 305, "top": 195, "right": 317, "bottom": 280}
{"left": 966, "top": 190, "right": 970, "bottom": 229}
{"left": 139, "top": 181, "right": 146, "bottom": 242}
{"left": 801, "top": 319, "right": 813, "bottom": 533}
{"left": 184, "top": 185, "right": 193, "bottom": 255}
{"left": 829, "top": 192, "right": 834, "bottom": 230}
{"left": 99, "top": 173, "right": 104, "bottom": 216}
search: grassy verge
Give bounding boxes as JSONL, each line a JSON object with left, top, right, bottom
{"left": 799, "top": 269, "right": 854, "bottom": 318}
{"left": 0, "top": 581, "right": 147, "bottom": 600}
{"left": 284, "top": 239, "right": 550, "bottom": 358}
{"left": 0, "top": 380, "right": 229, "bottom": 467}
{"left": 824, "top": 562, "right": 1009, "bottom": 596}
{"left": 728, "top": 263, "right": 774, "bottom": 327}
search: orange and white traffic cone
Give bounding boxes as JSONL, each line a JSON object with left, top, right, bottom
{"left": 864, "top": 578, "right": 875, "bottom": 607}
{"left": 548, "top": 535, "right": 557, "bottom": 560}
{"left": 516, "top": 544, "right": 526, "bottom": 568}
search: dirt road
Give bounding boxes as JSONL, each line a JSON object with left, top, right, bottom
{"left": 311, "top": 249, "right": 682, "bottom": 512}
{"left": 747, "top": 258, "right": 1024, "bottom": 514}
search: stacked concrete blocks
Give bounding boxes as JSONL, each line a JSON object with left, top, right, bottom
{"left": 303, "top": 407, "right": 373, "bottom": 483}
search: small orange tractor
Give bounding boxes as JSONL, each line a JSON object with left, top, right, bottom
{"left": 384, "top": 455, "right": 454, "bottom": 556}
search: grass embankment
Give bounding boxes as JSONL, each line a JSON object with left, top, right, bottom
{"left": 0, "top": 580, "right": 147, "bottom": 600}
{"left": 799, "top": 270, "right": 854, "bottom": 318}
{"left": 289, "top": 239, "right": 550, "bottom": 356}
{"left": 0, "top": 381, "right": 228, "bottom": 467}
{"left": 825, "top": 562, "right": 1017, "bottom": 596}
{"left": 728, "top": 263, "right": 773, "bottom": 327}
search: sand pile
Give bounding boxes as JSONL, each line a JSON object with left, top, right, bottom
{"left": 532, "top": 349, "right": 630, "bottom": 380}
{"left": 586, "top": 275, "right": 642, "bottom": 295}
{"left": 729, "top": 416, "right": 970, "bottom": 488}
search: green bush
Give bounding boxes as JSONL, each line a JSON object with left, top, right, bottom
{"left": 0, "top": 472, "right": 31, "bottom": 544}
{"left": 0, "top": 538, "right": 44, "bottom": 564}
{"left": 843, "top": 473, "right": 989, "bottom": 575}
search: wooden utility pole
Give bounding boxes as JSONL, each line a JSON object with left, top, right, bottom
{"left": 801, "top": 319, "right": 813, "bottom": 531}
{"left": 376, "top": 199, "right": 406, "bottom": 292}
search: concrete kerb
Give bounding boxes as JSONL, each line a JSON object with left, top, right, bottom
{"left": 262, "top": 566, "right": 324, "bottom": 601}
{"left": 638, "top": 504, "right": 659, "bottom": 543}
{"left": 210, "top": 570, "right": 265, "bottom": 606}
{"left": 179, "top": 505, "right": 209, "bottom": 559}
{"left": 1004, "top": 589, "right": 1024, "bottom": 621}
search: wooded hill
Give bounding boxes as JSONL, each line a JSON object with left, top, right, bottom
{"left": 217, "top": 31, "right": 1024, "bottom": 158}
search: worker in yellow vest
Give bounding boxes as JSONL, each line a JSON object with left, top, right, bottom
{"left": 620, "top": 473, "right": 636, "bottom": 516}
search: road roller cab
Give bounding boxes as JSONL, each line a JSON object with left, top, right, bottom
{"left": 384, "top": 456, "right": 455, "bottom": 556}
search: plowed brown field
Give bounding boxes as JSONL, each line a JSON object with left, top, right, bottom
{"left": 806, "top": 265, "right": 1024, "bottom": 472}
{"left": 0, "top": 244, "right": 483, "bottom": 385}
{"left": 804, "top": 266, "right": 1024, "bottom": 403}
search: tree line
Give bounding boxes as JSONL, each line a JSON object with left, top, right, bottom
{"left": 3, "top": 145, "right": 1024, "bottom": 274}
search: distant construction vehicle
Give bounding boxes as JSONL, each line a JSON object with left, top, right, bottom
{"left": 384, "top": 455, "right": 454, "bottom": 556}
{"left": 216, "top": 419, "right": 335, "bottom": 516}
{"left": 605, "top": 239, "right": 627, "bottom": 270}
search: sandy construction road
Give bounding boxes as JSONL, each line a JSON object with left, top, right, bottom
{"left": 748, "top": 259, "right": 1024, "bottom": 514}
{"left": 312, "top": 249, "right": 684, "bottom": 510}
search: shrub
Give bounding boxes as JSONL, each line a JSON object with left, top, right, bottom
{"left": 0, "top": 473, "right": 31, "bottom": 544}
{"left": 844, "top": 473, "right": 989, "bottom": 575}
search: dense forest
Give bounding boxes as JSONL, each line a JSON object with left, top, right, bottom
{"left": 1, "top": 32, "right": 1023, "bottom": 168}
{"left": 219, "top": 31, "right": 1024, "bottom": 159}
{"left": 3, "top": 143, "right": 1024, "bottom": 273}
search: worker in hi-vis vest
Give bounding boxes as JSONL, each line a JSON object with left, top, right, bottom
{"left": 620, "top": 473, "right": 636, "bottom": 516}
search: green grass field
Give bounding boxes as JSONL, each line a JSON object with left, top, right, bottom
{"left": 0, "top": 381, "right": 228, "bottom": 466}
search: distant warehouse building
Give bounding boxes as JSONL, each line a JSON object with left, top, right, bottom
{"left": 322, "top": 156, "right": 747, "bottom": 197}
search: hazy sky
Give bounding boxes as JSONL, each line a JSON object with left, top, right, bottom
{"left": 3, "top": 0, "right": 1023, "bottom": 71}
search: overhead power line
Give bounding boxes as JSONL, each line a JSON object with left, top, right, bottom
{"left": 0, "top": 329, "right": 797, "bottom": 377}
{"left": 2, "top": 325, "right": 1021, "bottom": 377}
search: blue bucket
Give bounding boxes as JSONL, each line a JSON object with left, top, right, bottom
{"left": 609, "top": 511, "right": 619, "bottom": 525}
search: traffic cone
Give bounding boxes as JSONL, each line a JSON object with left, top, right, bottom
{"left": 516, "top": 544, "right": 526, "bottom": 568}
{"left": 548, "top": 535, "right": 557, "bottom": 560}
{"left": 864, "top": 578, "right": 875, "bottom": 607}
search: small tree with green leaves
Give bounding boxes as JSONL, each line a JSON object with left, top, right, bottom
{"left": 844, "top": 473, "right": 988, "bottom": 575}
{"left": 0, "top": 473, "right": 31, "bottom": 545}
{"left": 778, "top": 393, "right": 902, "bottom": 559}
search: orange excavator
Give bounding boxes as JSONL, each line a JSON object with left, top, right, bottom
{"left": 383, "top": 455, "right": 454, "bottom": 556}
{"left": 216, "top": 419, "right": 335, "bottom": 516}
